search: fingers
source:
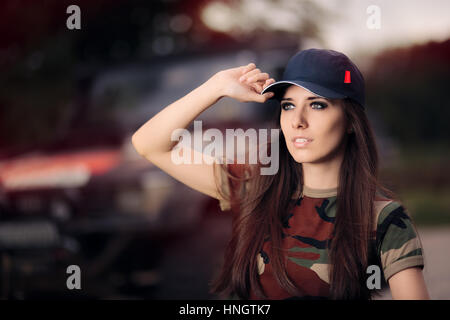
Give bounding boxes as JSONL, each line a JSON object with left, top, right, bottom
{"left": 251, "top": 82, "right": 263, "bottom": 93}
{"left": 238, "top": 63, "right": 276, "bottom": 102}
{"left": 263, "top": 78, "right": 276, "bottom": 89}
{"left": 248, "top": 72, "right": 270, "bottom": 84}
{"left": 252, "top": 91, "right": 274, "bottom": 103}
{"left": 250, "top": 77, "right": 275, "bottom": 94}
{"left": 240, "top": 63, "right": 256, "bottom": 75}
{"left": 240, "top": 68, "right": 264, "bottom": 82}
{"left": 240, "top": 68, "right": 275, "bottom": 90}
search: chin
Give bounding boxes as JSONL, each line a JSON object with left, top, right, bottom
{"left": 288, "top": 149, "right": 315, "bottom": 164}
{"left": 292, "top": 157, "right": 314, "bottom": 164}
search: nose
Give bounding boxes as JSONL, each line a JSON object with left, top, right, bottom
{"left": 291, "top": 104, "right": 308, "bottom": 129}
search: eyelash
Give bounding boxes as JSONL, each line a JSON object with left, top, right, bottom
{"left": 281, "top": 101, "right": 328, "bottom": 111}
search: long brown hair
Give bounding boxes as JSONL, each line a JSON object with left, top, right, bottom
{"left": 210, "top": 98, "right": 397, "bottom": 299}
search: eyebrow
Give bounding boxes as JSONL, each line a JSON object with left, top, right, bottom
{"left": 280, "top": 96, "right": 330, "bottom": 102}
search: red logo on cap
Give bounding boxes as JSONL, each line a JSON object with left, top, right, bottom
{"left": 344, "top": 70, "right": 351, "bottom": 83}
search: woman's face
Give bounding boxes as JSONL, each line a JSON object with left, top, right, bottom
{"left": 279, "top": 85, "right": 349, "bottom": 164}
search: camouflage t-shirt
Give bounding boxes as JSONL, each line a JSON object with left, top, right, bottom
{"left": 217, "top": 163, "right": 425, "bottom": 300}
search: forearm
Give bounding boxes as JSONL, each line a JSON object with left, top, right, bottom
{"left": 131, "top": 74, "right": 224, "bottom": 157}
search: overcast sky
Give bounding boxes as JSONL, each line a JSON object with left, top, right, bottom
{"left": 311, "top": 0, "right": 450, "bottom": 58}
{"left": 200, "top": 0, "right": 449, "bottom": 68}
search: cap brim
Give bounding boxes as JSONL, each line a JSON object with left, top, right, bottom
{"left": 261, "top": 80, "right": 347, "bottom": 101}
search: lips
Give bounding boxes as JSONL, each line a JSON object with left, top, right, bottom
{"left": 292, "top": 136, "right": 313, "bottom": 148}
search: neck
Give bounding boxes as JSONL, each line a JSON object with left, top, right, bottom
{"left": 301, "top": 152, "right": 343, "bottom": 189}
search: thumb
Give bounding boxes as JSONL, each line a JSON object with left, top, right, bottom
{"left": 252, "top": 91, "right": 274, "bottom": 103}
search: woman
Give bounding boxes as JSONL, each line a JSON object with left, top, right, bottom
{"left": 131, "top": 48, "right": 429, "bottom": 300}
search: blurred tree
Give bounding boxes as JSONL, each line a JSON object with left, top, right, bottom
{"left": 367, "top": 39, "right": 450, "bottom": 224}
{"left": 365, "top": 39, "right": 450, "bottom": 147}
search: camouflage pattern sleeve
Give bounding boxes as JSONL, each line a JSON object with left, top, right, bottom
{"left": 216, "top": 163, "right": 242, "bottom": 211}
{"left": 216, "top": 162, "right": 249, "bottom": 212}
{"left": 376, "top": 201, "right": 425, "bottom": 281}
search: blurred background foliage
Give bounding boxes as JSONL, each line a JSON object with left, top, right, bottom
{"left": 366, "top": 40, "right": 450, "bottom": 225}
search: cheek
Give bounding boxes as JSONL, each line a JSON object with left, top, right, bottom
{"left": 279, "top": 113, "right": 288, "bottom": 136}
{"left": 316, "top": 117, "right": 346, "bottom": 150}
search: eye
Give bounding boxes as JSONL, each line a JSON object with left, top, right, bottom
{"left": 311, "top": 101, "right": 328, "bottom": 110}
{"left": 281, "top": 101, "right": 328, "bottom": 111}
{"left": 281, "top": 102, "right": 294, "bottom": 110}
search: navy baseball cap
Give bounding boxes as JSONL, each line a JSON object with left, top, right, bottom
{"left": 261, "top": 48, "right": 365, "bottom": 108}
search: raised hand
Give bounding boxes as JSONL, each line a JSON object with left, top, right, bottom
{"left": 213, "top": 63, "right": 276, "bottom": 103}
